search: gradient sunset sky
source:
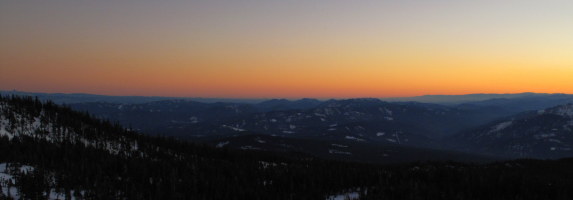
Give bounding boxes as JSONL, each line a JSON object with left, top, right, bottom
{"left": 1, "top": 0, "right": 572, "bottom": 98}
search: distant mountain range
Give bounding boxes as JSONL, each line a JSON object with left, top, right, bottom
{"left": 4, "top": 90, "right": 572, "bottom": 105}
{"left": 3, "top": 90, "right": 573, "bottom": 161}
{"left": 64, "top": 98, "right": 516, "bottom": 139}
{"left": 381, "top": 92, "right": 564, "bottom": 104}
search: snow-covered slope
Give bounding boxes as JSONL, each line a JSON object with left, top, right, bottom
{"left": 0, "top": 163, "right": 84, "bottom": 200}
{"left": 0, "top": 101, "right": 141, "bottom": 157}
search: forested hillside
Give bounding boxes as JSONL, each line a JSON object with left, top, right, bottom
{"left": 2, "top": 96, "right": 573, "bottom": 200}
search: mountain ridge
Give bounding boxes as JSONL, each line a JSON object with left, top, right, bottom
{"left": 450, "top": 103, "right": 573, "bottom": 159}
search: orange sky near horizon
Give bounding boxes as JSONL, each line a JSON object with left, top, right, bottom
{"left": 1, "top": 0, "right": 573, "bottom": 98}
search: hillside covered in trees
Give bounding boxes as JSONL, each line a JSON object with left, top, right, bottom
{"left": 2, "top": 95, "right": 573, "bottom": 199}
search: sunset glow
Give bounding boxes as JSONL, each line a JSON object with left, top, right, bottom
{"left": 1, "top": 0, "right": 572, "bottom": 98}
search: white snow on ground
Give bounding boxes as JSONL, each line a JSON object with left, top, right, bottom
{"left": 189, "top": 116, "right": 199, "bottom": 123}
{"left": 314, "top": 113, "right": 327, "bottom": 117}
{"left": 259, "top": 161, "right": 278, "bottom": 169}
{"left": 344, "top": 136, "right": 364, "bottom": 142}
{"left": 489, "top": 121, "right": 513, "bottom": 133}
{"left": 1, "top": 163, "right": 81, "bottom": 200}
{"left": 328, "top": 149, "right": 352, "bottom": 155}
{"left": 553, "top": 104, "right": 573, "bottom": 117}
{"left": 255, "top": 138, "right": 266, "bottom": 144}
{"left": 216, "top": 141, "right": 230, "bottom": 148}
{"left": 376, "top": 132, "right": 385, "bottom": 136}
{"left": 18, "top": 165, "right": 34, "bottom": 174}
{"left": 1, "top": 164, "right": 35, "bottom": 199}
{"left": 0, "top": 102, "right": 143, "bottom": 158}
{"left": 240, "top": 146, "right": 261, "bottom": 150}
{"left": 222, "top": 125, "right": 246, "bottom": 132}
{"left": 384, "top": 108, "right": 393, "bottom": 115}
{"left": 0, "top": 117, "right": 15, "bottom": 140}
{"left": 0, "top": 163, "right": 15, "bottom": 198}
{"left": 326, "top": 191, "right": 360, "bottom": 200}
{"left": 534, "top": 133, "right": 556, "bottom": 139}
{"left": 548, "top": 139, "right": 562, "bottom": 143}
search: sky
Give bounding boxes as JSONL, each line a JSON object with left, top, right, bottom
{"left": 1, "top": 0, "right": 572, "bottom": 98}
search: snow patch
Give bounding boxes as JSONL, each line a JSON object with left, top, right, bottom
{"left": 0, "top": 126, "right": 14, "bottom": 140}
{"left": 255, "top": 138, "right": 266, "bottom": 144}
{"left": 552, "top": 104, "right": 573, "bottom": 117}
{"left": 222, "top": 125, "right": 246, "bottom": 132}
{"left": 548, "top": 139, "right": 562, "bottom": 143}
{"left": 328, "top": 149, "right": 352, "bottom": 155}
{"left": 0, "top": 104, "right": 141, "bottom": 156}
{"left": 345, "top": 136, "right": 364, "bottom": 142}
{"left": 240, "top": 146, "right": 260, "bottom": 150}
{"left": 489, "top": 121, "right": 512, "bottom": 133}
{"left": 314, "top": 113, "right": 327, "bottom": 117}
{"left": 216, "top": 141, "right": 230, "bottom": 148}
{"left": 189, "top": 116, "right": 199, "bottom": 123}
{"left": 0, "top": 163, "right": 52, "bottom": 200}
{"left": 259, "top": 161, "right": 277, "bottom": 169}
{"left": 384, "top": 108, "right": 393, "bottom": 115}
{"left": 331, "top": 144, "right": 348, "bottom": 148}
{"left": 327, "top": 191, "right": 361, "bottom": 200}
{"left": 534, "top": 133, "right": 556, "bottom": 139}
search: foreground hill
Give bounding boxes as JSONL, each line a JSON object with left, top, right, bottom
{"left": 2, "top": 96, "right": 573, "bottom": 199}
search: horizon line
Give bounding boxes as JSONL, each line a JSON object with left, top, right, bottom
{"left": 1, "top": 89, "right": 571, "bottom": 100}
